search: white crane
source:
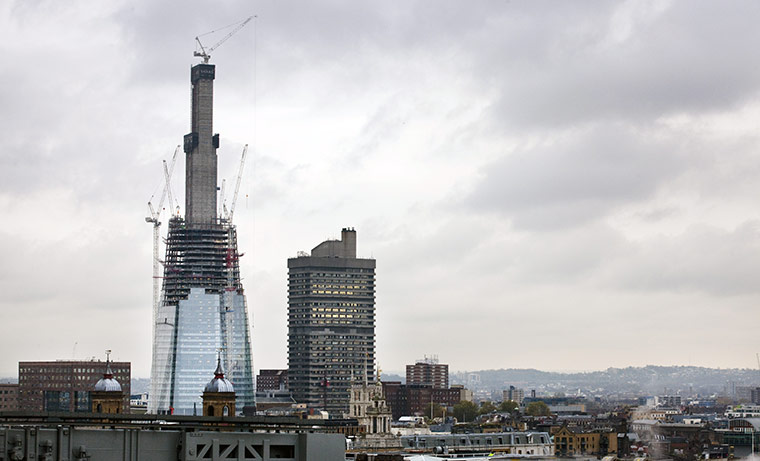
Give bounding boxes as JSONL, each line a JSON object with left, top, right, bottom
{"left": 145, "top": 146, "right": 180, "bottom": 324}
{"left": 221, "top": 145, "right": 248, "bottom": 300}
{"left": 194, "top": 16, "right": 254, "bottom": 64}
{"left": 223, "top": 144, "right": 248, "bottom": 223}
{"left": 218, "top": 178, "right": 227, "bottom": 218}
{"left": 163, "top": 159, "right": 179, "bottom": 218}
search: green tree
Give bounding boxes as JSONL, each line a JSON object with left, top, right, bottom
{"left": 453, "top": 401, "right": 479, "bottom": 422}
{"left": 478, "top": 401, "right": 496, "bottom": 415}
{"left": 525, "top": 401, "right": 551, "bottom": 416}
{"left": 422, "top": 402, "right": 445, "bottom": 420}
{"left": 498, "top": 400, "right": 519, "bottom": 412}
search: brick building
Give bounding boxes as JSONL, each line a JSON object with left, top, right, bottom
{"left": 0, "top": 384, "right": 18, "bottom": 411}
{"left": 406, "top": 358, "right": 448, "bottom": 389}
{"left": 18, "top": 360, "right": 130, "bottom": 413}
{"left": 554, "top": 425, "right": 618, "bottom": 457}
{"left": 382, "top": 382, "right": 462, "bottom": 420}
{"left": 257, "top": 369, "right": 288, "bottom": 391}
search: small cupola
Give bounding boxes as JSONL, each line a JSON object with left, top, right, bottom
{"left": 91, "top": 350, "right": 124, "bottom": 414}
{"left": 202, "top": 353, "right": 236, "bottom": 417}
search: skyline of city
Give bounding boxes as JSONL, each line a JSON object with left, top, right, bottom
{"left": 2, "top": 1, "right": 760, "bottom": 378}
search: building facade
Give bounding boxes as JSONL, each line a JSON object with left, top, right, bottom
{"left": 257, "top": 369, "right": 288, "bottom": 391}
{"left": 149, "top": 63, "right": 255, "bottom": 415}
{"left": 287, "top": 228, "right": 376, "bottom": 416}
{"left": 406, "top": 358, "right": 448, "bottom": 389}
{"left": 381, "top": 382, "right": 462, "bottom": 420}
{"left": 554, "top": 425, "right": 618, "bottom": 457}
{"left": 345, "top": 378, "right": 392, "bottom": 434}
{"left": 0, "top": 384, "right": 18, "bottom": 412}
{"left": 18, "top": 360, "right": 130, "bottom": 413}
{"left": 503, "top": 386, "right": 524, "bottom": 405}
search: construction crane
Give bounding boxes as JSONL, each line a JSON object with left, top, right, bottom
{"left": 218, "top": 178, "right": 227, "bottom": 218}
{"left": 222, "top": 145, "right": 248, "bottom": 299}
{"left": 223, "top": 144, "right": 248, "bottom": 223}
{"left": 163, "top": 159, "right": 179, "bottom": 217}
{"left": 145, "top": 146, "right": 180, "bottom": 325}
{"left": 194, "top": 16, "right": 254, "bottom": 64}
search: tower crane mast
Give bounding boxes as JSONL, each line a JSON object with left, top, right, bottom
{"left": 226, "top": 144, "right": 248, "bottom": 223}
{"left": 145, "top": 146, "right": 180, "bottom": 326}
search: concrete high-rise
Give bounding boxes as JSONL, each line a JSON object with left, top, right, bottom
{"left": 287, "top": 228, "right": 375, "bottom": 416}
{"left": 406, "top": 357, "right": 449, "bottom": 389}
{"left": 149, "top": 63, "right": 254, "bottom": 415}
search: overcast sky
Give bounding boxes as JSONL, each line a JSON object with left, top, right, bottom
{"left": 1, "top": 0, "right": 759, "bottom": 379}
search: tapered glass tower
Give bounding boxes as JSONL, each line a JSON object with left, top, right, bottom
{"left": 149, "top": 63, "right": 254, "bottom": 415}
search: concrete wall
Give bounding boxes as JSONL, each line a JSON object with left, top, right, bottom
{"left": 0, "top": 425, "right": 345, "bottom": 461}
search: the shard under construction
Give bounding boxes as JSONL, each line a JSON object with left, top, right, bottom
{"left": 149, "top": 63, "right": 254, "bottom": 415}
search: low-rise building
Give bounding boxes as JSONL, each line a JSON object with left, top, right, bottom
{"left": 401, "top": 431, "right": 554, "bottom": 456}
{"left": 726, "top": 404, "right": 760, "bottom": 418}
{"left": 0, "top": 384, "right": 18, "bottom": 411}
{"left": 18, "top": 360, "right": 130, "bottom": 413}
{"left": 554, "top": 425, "right": 618, "bottom": 457}
{"left": 382, "top": 382, "right": 462, "bottom": 420}
{"left": 256, "top": 369, "right": 288, "bottom": 391}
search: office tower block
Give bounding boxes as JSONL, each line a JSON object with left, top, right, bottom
{"left": 503, "top": 385, "right": 524, "bottom": 405}
{"left": 287, "top": 228, "right": 375, "bottom": 415}
{"left": 406, "top": 356, "right": 449, "bottom": 389}
{"left": 149, "top": 63, "right": 254, "bottom": 415}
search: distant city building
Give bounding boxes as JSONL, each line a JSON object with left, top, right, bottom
{"left": 406, "top": 356, "right": 448, "bottom": 389}
{"left": 0, "top": 384, "right": 18, "bottom": 412}
{"left": 549, "top": 403, "right": 587, "bottom": 415}
{"left": 466, "top": 373, "right": 481, "bottom": 389}
{"left": 130, "top": 393, "right": 149, "bottom": 414}
{"left": 750, "top": 387, "right": 760, "bottom": 405}
{"left": 18, "top": 360, "right": 130, "bottom": 413}
{"left": 287, "top": 228, "right": 376, "bottom": 416}
{"left": 257, "top": 369, "right": 288, "bottom": 391}
{"left": 655, "top": 395, "right": 682, "bottom": 408}
{"left": 726, "top": 404, "right": 760, "bottom": 418}
{"left": 451, "top": 384, "right": 473, "bottom": 402}
{"left": 503, "top": 385, "right": 524, "bottom": 405}
{"left": 736, "top": 386, "right": 757, "bottom": 403}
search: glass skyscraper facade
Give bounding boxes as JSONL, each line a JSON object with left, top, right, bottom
{"left": 149, "top": 62, "right": 254, "bottom": 415}
{"left": 150, "top": 222, "right": 254, "bottom": 415}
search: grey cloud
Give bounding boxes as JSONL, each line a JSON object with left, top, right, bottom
{"left": 478, "top": 1, "right": 760, "bottom": 129}
{"left": 605, "top": 221, "right": 760, "bottom": 296}
{"left": 464, "top": 123, "right": 684, "bottom": 229}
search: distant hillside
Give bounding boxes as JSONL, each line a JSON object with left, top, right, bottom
{"left": 451, "top": 366, "right": 760, "bottom": 396}
{"left": 130, "top": 378, "right": 150, "bottom": 395}
{"left": 382, "top": 373, "right": 405, "bottom": 384}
